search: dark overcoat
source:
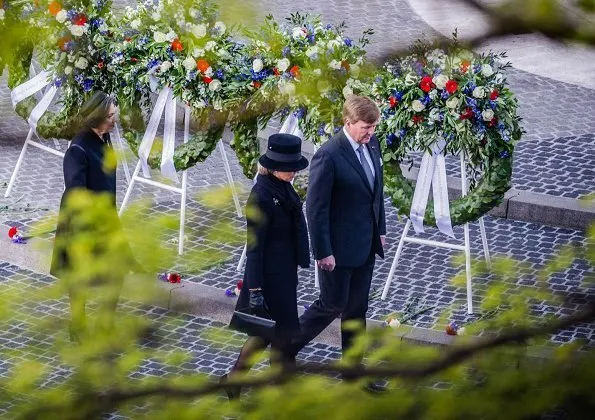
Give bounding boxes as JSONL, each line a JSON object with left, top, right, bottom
{"left": 50, "top": 128, "right": 117, "bottom": 276}
{"left": 232, "top": 174, "right": 310, "bottom": 339}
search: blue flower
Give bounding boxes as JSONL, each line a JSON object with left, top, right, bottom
{"left": 90, "top": 18, "right": 104, "bottom": 28}
{"left": 467, "top": 98, "right": 477, "bottom": 108}
{"left": 67, "top": 10, "right": 77, "bottom": 20}
{"left": 82, "top": 79, "right": 94, "bottom": 92}
{"left": 282, "top": 46, "right": 291, "bottom": 57}
{"left": 74, "top": 73, "right": 84, "bottom": 84}
{"left": 54, "top": 77, "right": 64, "bottom": 87}
{"left": 215, "top": 68, "right": 224, "bottom": 79}
{"left": 441, "top": 90, "right": 450, "bottom": 99}
{"left": 334, "top": 126, "right": 341, "bottom": 134}
{"left": 307, "top": 34, "right": 315, "bottom": 43}
{"left": 325, "top": 24, "right": 333, "bottom": 30}
{"left": 387, "top": 133, "right": 398, "bottom": 145}
{"left": 293, "top": 107, "right": 306, "bottom": 119}
{"left": 433, "top": 68, "right": 442, "bottom": 76}
{"left": 375, "top": 76, "right": 383, "bottom": 84}
{"left": 421, "top": 95, "right": 431, "bottom": 106}
{"left": 317, "top": 123, "right": 326, "bottom": 136}
{"left": 393, "top": 91, "right": 404, "bottom": 101}
{"left": 344, "top": 38, "right": 353, "bottom": 47}
{"left": 147, "top": 58, "right": 160, "bottom": 69}
{"left": 489, "top": 100, "right": 497, "bottom": 110}
{"left": 398, "top": 128, "right": 407, "bottom": 138}
{"left": 500, "top": 150, "right": 510, "bottom": 158}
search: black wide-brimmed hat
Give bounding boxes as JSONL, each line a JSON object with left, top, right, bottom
{"left": 259, "top": 133, "right": 309, "bottom": 172}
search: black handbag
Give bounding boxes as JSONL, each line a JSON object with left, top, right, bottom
{"left": 230, "top": 307, "right": 277, "bottom": 340}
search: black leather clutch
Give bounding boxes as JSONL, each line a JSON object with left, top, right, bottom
{"left": 230, "top": 308, "right": 276, "bottom": 340}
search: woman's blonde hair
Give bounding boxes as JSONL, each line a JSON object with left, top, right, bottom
{"left": 257, "top": 163, "right": 272, "bottom": 176}
{"left": 342, "top": 95, "right": 380, "bottom": 124}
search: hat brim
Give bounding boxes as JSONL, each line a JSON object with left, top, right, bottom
{"left": 258, "top": 155, "right": 309, "bottom": 172}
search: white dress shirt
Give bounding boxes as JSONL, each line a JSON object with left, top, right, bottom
{"left": 343, "top": 127, "right": 375, "bottom": 178}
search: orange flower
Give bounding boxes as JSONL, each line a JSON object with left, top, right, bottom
{"left": 252, "top": 81, "right": 261, "bottom": 89}
{"left": 171, "top": 38, "right": 183, "bottom": 52}
{"left": 57, "top": 35, "right": 72, "bottom": 51}
{"left": 196, "top": 59, "right": 210, "bottom": 73}
{"left": 48, "top": 1, "right": 62, "bottom": 16}
{"left": 289, "top": 65, "right": 300, "bottom": 78}
{"left": 460, "top": 59, "right": 471, "bottom": 73}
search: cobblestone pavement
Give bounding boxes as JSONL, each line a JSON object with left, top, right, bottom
{"left": 0, "top": 260, "right": 342, "bottom": 418}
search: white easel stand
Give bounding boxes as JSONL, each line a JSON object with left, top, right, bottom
{"left": 118, "top": 106, "right": 242, "bottom": 255}
{"left": 4, "top": 122, "right": 132, "bottom": 198}
{"left": 381, "top": 153, "right": 491, "bottom": 314}
{"left": 235, "top": 144, "right": 320, "bottom": 289}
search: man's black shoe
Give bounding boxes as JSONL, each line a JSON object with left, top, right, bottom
{"left": 363, "top": 381, "right": 387, "bottom": 394}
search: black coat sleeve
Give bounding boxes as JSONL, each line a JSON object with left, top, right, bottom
{"left": 63, "top": 144, "right": 88, "bottom": 191}
{"left": 305, "top": 148, "right": 334, "bottom": 260}
{"left": 244, "top": 188, "right": 274, "bottom": 290}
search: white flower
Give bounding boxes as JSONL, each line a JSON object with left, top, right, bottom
{"left": 328, "top": 60, "right": 342, "bottom": 70}
{"left": 208, "top": 79, "right": 222, "bottom": 91}
{"left": 182, "top": 56, "right": 196, "bottom": 72}
{"left": 388, "top": 319, "right": 401, "bottom": 328}
{"left": 217, "top": 48, "right": 231, "bottom": 59}
{"left": 472, "top": 86, "right": 486, "bottom": 98}
{"left": 481, "top": 64, "right": 494, "bottom": 77}
{"left": 446, "top": 96, "right": 459, "bottom": 109}
{"left": 189, "top": 8, "right": 199, "bottom": 18}
{"left": 404, "top": 73, "right": 417, "bottom": 86}
{"left": 192, "top": 48, "right": 204, "bottom": 58}
{"left": 458, "top": 327, "right": 466, "bottom": 336}
{"left": 0, "top": 9, "right": 5, "bottom": 20}
{"left": 411, "top": 99, "right": 425, "bottom": 112}
{"left": 429, "top": 108, "right": 441, "bottom": 121}
{"left": 433, "top": 74, "right": 449, "bottom": 90}
{"left": 324, "top": 123, "right": 333, "bottom": 134}
{"left": 67, "top": 54, "right": 75, "bottom": 63}
{"left": 305, "top": 46, "right": 318, "bottom": 59}
{"left": 130, "top": 19, "right": 141, "bottom": 30}
{"left": 205, "top": 41, "right": 217, "bottom": 51}
{"left": 356, "top": 56, "right": 363, "bottom": 65}
{"left": 160, "top": 61, "right": 172, "bottom": 72}
{"left": 327, "top": 39, "right": 342, "bottom": 50}
{"left": 213, "top": 100, "right": 223, "bottom": 111}
{"left": 276, "top": 58, "right": 290, "bottom": 72}
{"left": 166, "top": 31, "right": 177, "bottom": 42}
{"left": 252, "top": 58, "right": 264, "bottom": 73}
{"left": 56, "top": 10, "right": 67, "bottom": 23}
{"left": 494, "top": 73, "right": 504, "bottom": 84}
{"left": 482, "top": 109, "right": 495, "bottom": 121}
{"left": 191, "top": 23, "right": 207, "bottom": 38}
{"left": 64, "top": 66, "right": 73, "bottom": 75}
{"left": 98, "top": 23, "right": 108, "bottom": 33}
{"left": 153, "top": 31, "right": 167, "bottom": 43}
{"left": 70, "top": 25, "right": 85, "bottom": 37}
{"left": 312, "top": 69, "right": 322, "bottom": 76}
{"left": 350, "top": 64, "right": 360, "bottom": 77}
{"left": 292, "top": 27, "right": 307, "bottom": 39}
{"left": 214, "top": 21, "right": 226, "bottom": 34}
{"left": 204, "top": 66, "right": 213, "bottom": 77}
{"left": 74, "top": 57, "right": 88, "bottom": 69}
{"left": 429, "top": 89, "right": 438, "bottom": 100}
{"left": 342, "top": 85, "right": 353, "bottom": 99}
{"left": 279, "top": 81, "right": 295, "bottom": 96}
{"left": 151, "top": 12, "right": 161, "bottom": 21}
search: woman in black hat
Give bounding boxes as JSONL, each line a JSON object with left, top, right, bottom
{"left": 221, "top": 133, "right": 310, "bottom": 399}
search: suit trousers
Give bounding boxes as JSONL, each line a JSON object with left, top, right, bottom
{"left": 288, "top": 249, "right": 375, "bottom": 362}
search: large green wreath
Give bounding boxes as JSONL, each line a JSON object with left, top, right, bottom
{"left": 360, "top": 42, "right": 523, "bottom": 226}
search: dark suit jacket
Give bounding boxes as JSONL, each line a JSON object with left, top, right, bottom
{"left": 306, "top": 130, "right": 386, "bottom": 268}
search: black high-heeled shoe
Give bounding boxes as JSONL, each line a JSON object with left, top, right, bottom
{"left": 219, "top": 373, "right": 241, "bottom": 400}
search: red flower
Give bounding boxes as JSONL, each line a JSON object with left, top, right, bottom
{"left": 8, "top": 226, "right": 18, "bottom": 239}
{"left": 202, "top": 76, "right": 213, "bottom": 84}
{"left": 252, "top": 81, "right": 261, "bottom": 89}
{"left": 460, "top": 107, "right": 474, "bottom": 120}
{"left": 167, "top": 272, "right": 181, "bottom": 283}
{"left": 196, "top": 59, "right": 210, "bottom": 73}
{"left": 412, "top": 115, "right": 424, "bottom": 125}
{"left": 273, "top": 67, "right": 280, "bottom": 76}
{"left": 389, "top": 96, "right": 398, "bottom": 108}
{"left": 131, "top": 57, "right": 138, "bottom": 63}
{"left": 446, "top": 324, "right": 458, "bottom": 335}
{"left": 490, "top": 89, "right": 499, "bottom": 100}
{"left": 289, "top": 65, "right": 300, "bottom": 79}
{"left": 341, "top": 60, "right": 350, "bottom": 71}
{"left": 72, "top": 14, "right": 87, "bottom": 26}
{"left": 48, "top": 1, "right": 62, "bottom": 16}
{"left": 125, "top": 37, "right": 132, "bottom": 42}
{"left": 419, "top": 75, "right": 433, "bottom": 93}
{"left": 237, "top": 280, "right": 243, "bottom": 289}
{"left": 97, "top": 61, "right": 104, "bottom": 69}
{"left": 489, "top": 117, "right": 498, "bottom": 127}
{"left": 171, "top": 38, "right": 183, "bottom": 52}
{"left": 445, "top": 80, "right": 458, "bottom": 94}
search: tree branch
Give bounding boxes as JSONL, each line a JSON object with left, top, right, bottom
{"left": 99, "top": 302, "right": 595, "bottom": 406}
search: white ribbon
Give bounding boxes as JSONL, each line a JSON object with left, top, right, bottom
{"left": 137, "top": 88, "right": 170, "bottom": 178}
{"left": 161, "top": 91, "right": 179, "bottom": 183}
{"left": 11, "top": 70, "right": 52, "bottom": 109}
{"left": 409, "top": 138, "right": 455, "bottom": 238}
{"left": 28, "top": 85, "right": 58, "bottom": 133}
{"left": 280, "top": 113, "right": 304, "bottom": 138}
{"left": 111, "top": 123, "right": 132, "bottom": 184}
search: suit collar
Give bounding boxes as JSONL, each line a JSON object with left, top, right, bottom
{"left": 337, "top": 131, "right": 374, "bottom": 195}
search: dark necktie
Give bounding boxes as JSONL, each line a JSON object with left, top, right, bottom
{"left": 357, "top": 145, "right": 374, "bottom": 190}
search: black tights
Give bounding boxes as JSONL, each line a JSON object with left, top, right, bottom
{"left": 231, "top": 336, "right": 294, "bottom": 374}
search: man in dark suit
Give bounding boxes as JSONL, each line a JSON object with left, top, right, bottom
{"left": 287, "top": 96, "right": 386, "bottom": 382}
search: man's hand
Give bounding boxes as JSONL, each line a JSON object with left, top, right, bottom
{"left": 317, "top": 255, "right": 336, "bottom": 272}
{"left": 380, "top": 235, "right": 386, "bottom": 248}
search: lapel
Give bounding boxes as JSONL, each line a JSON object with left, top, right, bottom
{"left": 367, "top": 137, "right": 382, "bottom": 198}
{"left": 337, "top": 131, "right": 373, "bottom": 196}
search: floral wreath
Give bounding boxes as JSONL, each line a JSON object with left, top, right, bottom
{"left": 229, "top": 13, "right": 372, "bottom": 178}
{"left": 113, "top": 0, "right": 244, "bottom": 172}
{"left": 357, "top": 39, "right": 523, "bottom": 225}
{"left": 10, "top": 0, "right": 119, "bottom": 140}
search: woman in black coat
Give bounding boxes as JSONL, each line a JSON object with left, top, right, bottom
{"left": 222, "top": 133, "right": 310, "bottom": 399}
{"left": 50, "top": 91, "right": 129, "bottom": 342}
